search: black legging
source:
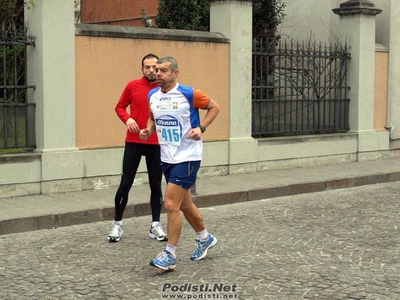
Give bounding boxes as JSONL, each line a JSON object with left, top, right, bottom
{"left": 114, "top": 142, "right": 163, "bottom": 222}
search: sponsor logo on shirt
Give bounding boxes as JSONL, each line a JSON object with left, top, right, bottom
{"left": 156, "top": 118, "right": 178, "bottom": 126}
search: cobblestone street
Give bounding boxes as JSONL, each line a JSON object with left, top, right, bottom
{"left": 2, "top": 182, "right": 400, "bottom": 300}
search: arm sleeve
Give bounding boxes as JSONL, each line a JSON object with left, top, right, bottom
{"left": 115, "top": 83, "right": 131, "bottom": 124}
{"left": 193, "top": 88, "right": 211, "bottom": 109}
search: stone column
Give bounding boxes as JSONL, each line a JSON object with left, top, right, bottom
{"left": 386, "top": 1, "right": 400, "bottom": 146}
{"left": 333, "top": 0, "right": 389, "bottom": 158}
{"left": 210, "top": 0, "right": 258, "bottom": 174}
{"left": 25, "top": 1, "right": 83, "bottom": 192}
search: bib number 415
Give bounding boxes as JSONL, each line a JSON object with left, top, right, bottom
{"left": 162, "top": 128, "right": 180, "bottom": 143}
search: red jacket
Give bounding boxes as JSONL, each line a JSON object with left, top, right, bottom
{"left": 115, "top": 77, "right": 159, "bottom": 145}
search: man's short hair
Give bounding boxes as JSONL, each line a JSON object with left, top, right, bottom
{"left": 142, "top": 53, "right": 159, "bottom": 67}
{"left": 157, "top": 56, "right": 179, "bottom": 71}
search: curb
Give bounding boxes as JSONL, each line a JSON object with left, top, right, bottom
{"left": 1, "top": 172, "right": 400, "bottom": 236}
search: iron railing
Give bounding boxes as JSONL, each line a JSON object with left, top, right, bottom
{"left": 252, "top": 37, "right": 351, "bottom": 137}
{"left": 0, "top": 24, "right": 35, "bottom": 150}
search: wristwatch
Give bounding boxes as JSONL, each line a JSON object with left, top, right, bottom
{"left": 199, "top": 125, "right": 206, "bottom": 133}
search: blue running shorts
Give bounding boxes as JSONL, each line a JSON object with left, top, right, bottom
{"left": 161, "top": 161, "right": 201, "bottom": 190}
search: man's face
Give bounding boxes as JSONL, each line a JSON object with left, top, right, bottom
{"left": 142, "top": 57, "right": 158, "bottom": 83}
{"left": 155, "top": 61, "right": 179, "bottom": 92}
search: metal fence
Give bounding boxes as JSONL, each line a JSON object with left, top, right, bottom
{"left": 252, "top": 37, "right": 351, "bottom": 137}
{"left": 0, "top": 24, "right": 35, "bottom": 150}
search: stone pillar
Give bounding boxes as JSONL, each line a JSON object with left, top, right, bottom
{"left": 25, "top": 0, "right": 77, "bottom": 152}
{"left": 333, "top": 0, "right": 389, "bottom": 157}
{"left": 210, "top": 0, "right": 258, "bottom": 174}
{"left": 25, "top": 1, "right": 83, "bottom": 192}
{"left": 386, "top": 1, "right": 400, "bottom": 145}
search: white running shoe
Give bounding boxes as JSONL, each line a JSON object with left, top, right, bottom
{"left": 149, "top": 222, "right": 168, "bottom": 241}
{"left": 108, "top": 223, "right": 123, "bottom": 242}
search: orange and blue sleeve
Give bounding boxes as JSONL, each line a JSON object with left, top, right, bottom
{"left": 193, "top": 88, "right": 211, "bottom": 109}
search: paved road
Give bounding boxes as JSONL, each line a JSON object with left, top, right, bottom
{"left": 2, "top": 182, "right": 400, "bottom": 300}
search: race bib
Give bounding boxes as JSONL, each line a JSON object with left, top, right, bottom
{"left": 155, "top": 115, "right": 182, "bottom": 146}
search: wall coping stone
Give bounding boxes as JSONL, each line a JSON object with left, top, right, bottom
{"left": 75, "top": 23, "right": 230, "bottom": 44}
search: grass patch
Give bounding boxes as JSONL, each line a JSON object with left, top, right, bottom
{"left": 0, "top": 148, "right": 34, "bottom": 154}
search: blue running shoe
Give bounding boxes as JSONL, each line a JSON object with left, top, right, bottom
{"left": 191, "top": 233, "right": 218, "bottom": 261}
{"left": 150, "top": 250, "right": 176, "bottom": 270}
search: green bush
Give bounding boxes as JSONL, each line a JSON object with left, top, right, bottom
{"left": 156, "top": 0, "right": 286, "bottom": 38}
{"left": 156, "top": 0, "right": 210, "bottom": 31}
{"left": 253, "top": 0, "right": 286, "bottom": 39}
{"left": 1, "top": 0, "right": 25, "bottom": 35}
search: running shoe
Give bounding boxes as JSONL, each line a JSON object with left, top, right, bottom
{"left": 191, "top": 233, "right": 217, "bottom": 260}
{"left": 108, "top": 223, "right": 123, "bottom": 242}
{"left": 150, "top": 250, "right": 176, "bottom": 270}
{"left": 149, "top": 222, "right": 168, "bottom": 241}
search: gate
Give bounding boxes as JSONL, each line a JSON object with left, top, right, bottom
{"left": 0, "top": 24, "right": 36, "bottom": 150}
{"left": 252, "top": 37, "right": 351, "bottom": 137}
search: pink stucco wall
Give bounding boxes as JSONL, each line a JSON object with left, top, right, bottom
{"left": 375, "top": 51, "right": 388, "bottom": 131}
{"left": 75, "top": 35, "right": 230, "bottom": 149}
